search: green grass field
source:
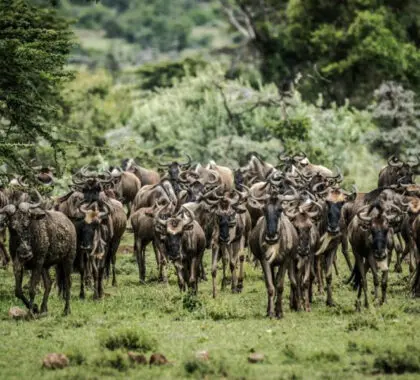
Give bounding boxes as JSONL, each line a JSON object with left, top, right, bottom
{"left": 0, "top": 233, "right": 419, "bottom": 379}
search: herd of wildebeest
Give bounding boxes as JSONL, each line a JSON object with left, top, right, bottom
{"left": 0, "top": 152, "right": 419, "bottom": 319}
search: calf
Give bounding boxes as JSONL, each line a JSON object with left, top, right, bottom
{"left": 155, "top": 207, "right": 205, "bottom": 294}
{"left": 347, "top": 204, "right": 401, "bottom": 310}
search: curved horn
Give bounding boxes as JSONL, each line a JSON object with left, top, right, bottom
{"left": 17, "top": 176, "right": 29, "bottom": 188}
{"left": 158, "top": 153, "right": 172, "bottom": 168}
{"left": 29, "top": 189, "right": 43, "bottom": 209}
{"left": 307, "top": 201, "right": 323, "bottom": 218}
{"left": 180, "top": 154, "right": 192, "bottom": 168}
{"left": 388, "top": 155, "right": 403, "bottom": 168}
{"left": 207, "top": 169, "right": 220, "bottom": 185}
{"left": 357, "top": 205, "right": 373, "bottom": 223}
{"left": 156, "top": 203, "right": 170, "bottom": 226}
{"left": 280, "top": 186, "right": 300, "bottom": 201}
{"left": 182, "top": 206, "right": 194, "bottom": 226}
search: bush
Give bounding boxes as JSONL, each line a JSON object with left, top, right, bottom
{"left": 100, "top": 328, "right": 157, "bottom": 352}
{"left": 347, "top": 315, "right": 379, "bottom": 332}
{"left": 374, "top": 346, "right": 420, "bottom": 374}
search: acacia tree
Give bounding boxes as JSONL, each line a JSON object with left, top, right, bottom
{"left": 0, "top": 0, "right": 73, "bottom": 172}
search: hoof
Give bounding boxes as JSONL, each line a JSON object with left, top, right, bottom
{"left": 32, "top": 304, "right": 39, "bottom": 314}
{"left": 394, "top": 264, "right": 402, "bottom": 273}
{"left": 275, "top": 313, "right": 284, "bottom": 319}
{"left": 326, "top": 300, "right": 336, "bottom": 307}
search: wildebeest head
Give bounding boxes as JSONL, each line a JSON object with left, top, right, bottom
{"left": 78, "top": 202, "right": 110, "bottom": 258}
{"left": 357, "top": 205, "right": 401, "bottom": 267}
{"left": 387, "top": 155, "right": 417, "bottom": 185}
{"left": 249, "top": 186, "right": 299, "bottom": 244}
{"left": 0, "top": 192, "right": 45, "bottom": 260}
{"left": 156, "top": 206, "right": 194, "bottom": 260}
{"left": 286, "top": 202, "right": 322, "bottom": 256}
{"left": 159, "top": 155, "right": 191, "bottom": 181}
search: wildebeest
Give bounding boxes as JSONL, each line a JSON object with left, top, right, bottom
{"left": 0, "top": 194, "right": 76, "bottom": 315}
{"left": 249, "top": 190, "right": 299, "bottom": 318}
{"left": 378, "top": 156, "right": 418, "bottom": 187}
{"left": 122, "top": 158, "right": 160, "bottom": 186}
{"left": 158, "top": 155, "right": 192, "bottom": 195}
{"left": 131, "top": 202, "right": 172, "bottom": 283}
{"left": 155, "top": 206, "right": 206, "bottom": 294}
{"left": 110, "top": 168, "right": 141, "bottom": 218}
{"left": 77, "top": 199, "right": 127, "bottom": 299}
{"left": 347, "top": 204, "right": 401, "bottom": 310}
{"left": 205, "top": 191, "right": 251, "bottom": 297}
{"left": 286, "top": 203, "right": 321, "bottom": 312}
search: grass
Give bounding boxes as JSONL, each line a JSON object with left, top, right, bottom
{"left": 0, "top": 232, "right": 420, "bottom": 379}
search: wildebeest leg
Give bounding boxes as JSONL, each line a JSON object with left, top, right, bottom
{"left": 260, "top": 258, "right": 275, "bottom": 318}
{"left": 354, "top": 255, "right": 366, "bottom": 312}
{"left": 98, "top": 264, "right": 105, "bottom": 299}
{"left": 341, "top": 233, "right": 352, "bottom": 271}
{"left": 91, "top": 259, "right": 99, "bottom": 300}
{"left": 288, "top": 261, "right": 299, "bottom": 311}
{"left": 394, "top": 233, "right": 404, "bottom": 273}
{"left": 237, "top": 250, "right": 245, "bottom": 292}
{"left": 13, "top": 260, "right": 31, "bottom": 310}
{"left": 135, "top": 238, "right": 146, "bottom": 283}
{"left": 40, "top": 269, "right": 52, "bottom": 314}
{"left": 275, "top": 263, "right": 287, "bottom": 318}
{"left": 28, "top": 263, "right": 43, "bottom": 314}
{"left": 367, "top": 254, "right": 379, "bottom": 301}
{"left": 189, "top": 256, "right": 198, "bottom": 295}
{"left": 316, "top": 257, "right": 324, "bottom": 295}
{"left": 380, "top": 270, "right": 388, "bottom": 305}
{"left": 303, "top": 260, "right": 312, "bottom": 312}
{"left": 63, "top": 260, "right": 73, "bottom": 315}
{"left": 221, "top": 246, "right": 229, "bottom": 291}
{"left": 174, "top": 261, "right": 185, "bottom": 292}
{"left": 325, "top": 250, "right": 336, "bottom": 307}
{"left": 230, "top": 245, "right": 239, "bottom": 293}
{"left": 333, "top": 256, "right": 339, "bottom": 276}
{"left": 211, "top": 245, "right": 219, "bottom": 298}
{"left": 199, "top": 258, "right": 207, "bottom": 281}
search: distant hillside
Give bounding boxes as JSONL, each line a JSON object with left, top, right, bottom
{"left": 57, "top": 0, "right": 233, "bottom": 67}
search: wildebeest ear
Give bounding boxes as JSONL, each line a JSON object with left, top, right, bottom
{"left": 30, "top": 208, "right": 46, "bottom": 220}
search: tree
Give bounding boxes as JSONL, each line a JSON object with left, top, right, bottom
{"left": 221, "top": 0, "right": 420, "bottom": 105}
{"left": 369, "top": 82, "right": 420, "bottom": 159}
{"left": 0, "top": 0, "right": 73, "bottom": 173}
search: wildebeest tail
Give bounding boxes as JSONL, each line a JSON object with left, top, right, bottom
{"left": 345, "top": 263, "right": 361, "bottom": 290}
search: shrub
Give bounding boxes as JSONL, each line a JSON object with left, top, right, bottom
{"left": 346, "top": 315, "right": 379, "bottom": 332}
{"left": 100, "top": 328, "right": 157, "bottom": 352}
{"left": 374, "top": 346, "right": 420, "bottom": 374}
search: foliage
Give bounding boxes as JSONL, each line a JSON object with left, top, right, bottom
{"left": 100, "top": 327, "right": 158, "bottom": 352}
{"left": 222, "top": 0, "right": 420, "bottom": 105}
{"left": 133, "top": 57, "right": 207, "bottom": 91}
{"left": 0, "top": 0, "right": 74, "bottom": 172}
{"left": 106, "top": 64, "right": 378, "bottom": 189}
{"left": 373, "top": 346, "right": 420, "bottom": 374}
{"left": 368, "top": 81, "right": 420, "bottom": 159}
{"left": 59, "top": 0, "right": 223, "bottom": 54}
{"left": 52, "top": 69, "right": 133, "bottom": 171}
